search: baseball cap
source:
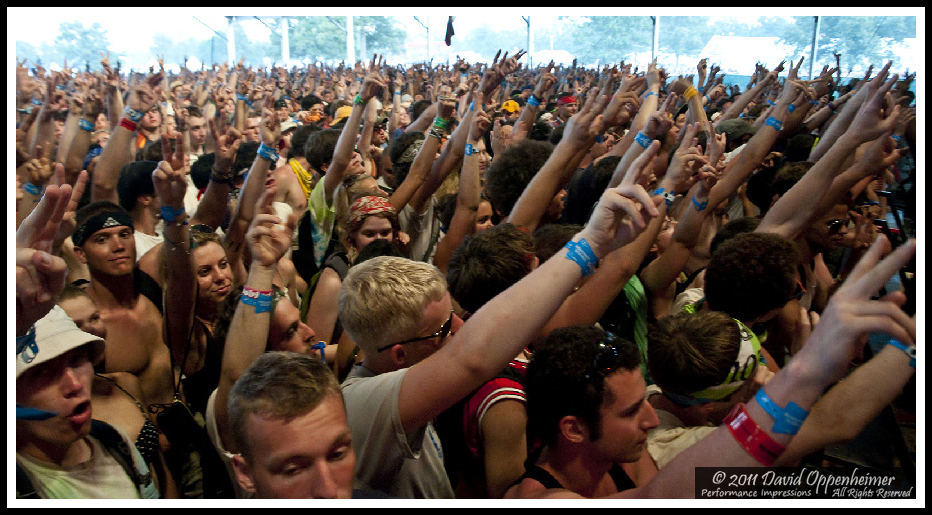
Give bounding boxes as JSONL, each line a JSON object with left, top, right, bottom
{"left": 501, "top": 100, "right": 520, "bottom": 114}
{"left": 400, "top": 94, "right": 413, "bottom": 109}
{"left": 332, "top": 105, "right": 354, "bottom": 126}
{"left": 17, "top": 306, "right": 106, "bottom": 380}
{"left": 280, "top": 119, "right": 298, "bottom": 134}
{"left": 170, "top": 80, "right": 183, "bottom": 91}
{"left": 715, "top": 119, "right": 758, "bottom": 144}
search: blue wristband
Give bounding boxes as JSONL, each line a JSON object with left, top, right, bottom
{"left": 644, "top": 91, "right": 657, "bottom": 100}
{"left": 887, "top": 339, "right": 916, "bottom": 368}
{"left": 527, "top": 95, "right": 541, "bottom": 107}
{"left": 564, "top": 238, "right": 599, "bottom": 277}
{"left": 809, "top": 99, "right": 820, "bottom": 106}
{"left": 23, "top": 182, "right": 43, "bottom": 196}
{"left": 635, "top": 131, "right": 652, "bottom": 149}
{"left": 159, "top": 205, "right": 186, "bottom": 221}
{"left": 653, "top": 187, "right": 675, "bottom": 208}
{"left": 786, "top": 103, "right": 796, "bottom": 113}
{"left": 767, "top": 100, "right": 776, "bottom": 107}
{"left": 257, "top": 142, "right": 280, "bottom": 163}
{"left": 78, "top": 118, "right": 95, "bottom": 132}
{"left": 755, "top": 388, "right": 808, "bottom": 435}
{"left": 765, "top": 116, "right": 783, "bottom": 131}
{"left": 124, "top": 107, "right": 145, "bottom": 122}
{"left": 692, "top": 196, "right": 709, "bottom": 212}
{"left": 32, "top": 98, "right": 43, "bottom": 106}
{"left": 464, "top": 143, "right": 474, "bottom": 156}
{"left": 241, "top": 289, "right": 272, "bottom": 314}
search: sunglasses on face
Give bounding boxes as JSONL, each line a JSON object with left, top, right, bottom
{"left": 825, "top": 218, "right": 851, "bottom": 233}
{"left": 376, "top": 310, "right": 454, "bottom": 353}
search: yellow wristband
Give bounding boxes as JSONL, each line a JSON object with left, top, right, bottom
{"left": 683, "top": 87, "right": 698, "bottom": 101}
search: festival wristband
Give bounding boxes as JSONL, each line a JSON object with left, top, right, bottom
{"left": 78, "top": 118, "right": 95, "bottom": 132}
{"left": 886, "top": 339, "right": 916, "bottom": 368}
{"left": 564, "top": 238, "right": 599, "bottom": 277}
{"left": 692, "top": 196, "right": 709, "bottom": 212}
{"left": 724, "top": 403, "right": 786, "bottom": 466}
{"left": 809, "top": 99, "right": 820, "bottom": 106}
{"left": 23, "top": 182, "right": 43, "bottom": 196}
{"left": 643, "top": 91, "right": 657, "bottom": 100}
{"left": 32, "top": 98, "right": 43, "bottom": 106}
{"left": 428, "top": 127, "right": 444, "bottom": 140}
{"left": 257, "top": 142, "right": 280, "bottom": 163}
{"left": 635, "top": 131, "right": 653, "bottom": 149}
{"left": 527, "top": 94, "right": 541, "bottom": 107}
{"left": 767, "top": 100, "right": 776, "bottom": 107}
{"left": 119, "top": 118, "right": 138, "bottom": 132}
{"left": 464, "top": 143, "right": 474, "bottom": 156}
{"left": 433, "top": 117, "right": 449, "bottom": 130}
{"left": 353, "top": 94, "right": 364, "bottom": 105}
{"left": 683, "top": 87, "right": 698, "bottom": 101}
{"left": 124, "top": 107, "right": 145, "bottom": 122}
{"left": 653, "top": 187, "right": 675, "bottom": 208}
{"left": 765, "top": 116, "right": 783, "bottom": 131}
{"left": 159, "top": 205, "right": 186, "bottom": 221}
{"left": 241, "top": 287, "right": 272, "bottom": 314}
{"left": 787, "top": 103, "right": 796, "bottom": 113}
{"left": 754, "top": 388, "right": 808, "bottom": 435}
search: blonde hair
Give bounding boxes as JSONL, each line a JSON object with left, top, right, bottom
{"left": 338, "top": 256, "right": 447, "bottom": 354}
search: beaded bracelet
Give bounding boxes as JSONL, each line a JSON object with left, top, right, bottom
{"left": 634, "top": 131, "right": 653, "bottom": 149}
{"left": 257, "top": 142, "right": 280, "bottom": 163}
{"left": 692, "top": 196, "right": 709, "bottom": 212}
{"left": 78, "top": 118, "right": 95, "bottom": 132}
{"left": 119, "top": 118, "right": 138, "bottom": 132}
{"left": 765, "top": 117, "right": 783, "bottom": 131}
{"left": 23, "top": 182, "right": 43, "bottom": 196}
{"left": 653, "top": 187, "right": 675, "bottom": 208}
{"left": 564, "top": 238, "right": 599, "bottom": 277}
{"left": 428, "top": 127, "right": 444, "bottom": 140}
{"left": 754, "top": 388, "right": 808, "bottom": 435}
{"left": 241, "top": 286, "right": 273, "bottom": 314}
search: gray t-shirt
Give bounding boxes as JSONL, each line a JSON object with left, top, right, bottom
{"left": 341, "top": 365, "right": 454, "bottom": 499}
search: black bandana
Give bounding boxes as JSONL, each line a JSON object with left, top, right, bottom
{"left": 72, "top": 211, "right": 135, "bottom": 247}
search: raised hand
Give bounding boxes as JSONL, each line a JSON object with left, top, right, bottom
{"left": 151, "top": 160, "right": 188, "bottom": 211}
{"left": 210, "top": 119, "right": 243, "bottom": 173}
{"left": 848, "top": 63, "right": 900, "bottom": 143}
{"left": 247, "top": 188, "right": 298, "bottom": 268}
{"left": 641, "top": 93, "right": 677, "bottom": 139}
{"left": 127, "top": 71, "right": 165, "bottom": 112}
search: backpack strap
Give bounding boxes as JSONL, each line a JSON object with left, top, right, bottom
{"left": 90, "top": 419, "right": 153, "bottom": 493}
{"left": 134, "top": 268, "right": 164, "bottom": 315}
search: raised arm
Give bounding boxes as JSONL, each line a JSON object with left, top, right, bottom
{"left": 191, "top": 120, "right": 243, "bottom": 230}
{"left": 398, "top": 177, "right": 661, "bottom": 433}
{"left": 214, "top": 190, "right": 298, "bottom": 455}
{"left": 432, "top": 95, "right": 490, "bottom": 275}
{"left": 406, "top": 96, "right": 463, "bottom": 214}
{"left": 91, "top": 71, "right": 164, "bottom": 204}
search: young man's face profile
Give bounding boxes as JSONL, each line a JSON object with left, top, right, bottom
{"left": 590, "top": 368, "right": 659, "bottom": 465}
{"left": 233, "top": 394, "right": 356, "bottom": 499}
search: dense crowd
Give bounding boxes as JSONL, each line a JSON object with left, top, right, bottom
{"left": 14, "top": 47, "right": 917, "bottom": 501}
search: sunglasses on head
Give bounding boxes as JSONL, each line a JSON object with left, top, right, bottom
{"left": 584, "top": 331, "right": 623, "bottom": 381}
{"left": 376, "top": 310, "right": 454, "bottom": 353}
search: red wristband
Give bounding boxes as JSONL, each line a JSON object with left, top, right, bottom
{"left": 119, "top": 118, "right": 138, "bottom": 132}
{"left": 723, "top": 402, "right": 785, "bottom": 466}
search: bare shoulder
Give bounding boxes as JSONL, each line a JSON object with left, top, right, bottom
{"left": 503, "top": 478, "right": 582, "bottom": 500}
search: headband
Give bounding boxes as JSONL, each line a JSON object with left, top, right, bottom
{"left": 558, "top": 95, "right": 577, "bottom": 106}
{"left": 348, "top": 196, "right": 396, "bottom": 228}
{"left": 72, "top": 211, "right": 135, "bottom": 247}
{"left": 664, "top": 319, "right": 762, "bottom": 406}
{"left": 395, "top": 138, "right": 425, "bottom": 165}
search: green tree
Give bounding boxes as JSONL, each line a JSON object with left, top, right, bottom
{"left": 562, "top": 16, "right": 653, "bottom": 65}
{"left": 657, "top": 17, "right": 716, "bottom": 67}
{"left": 779, "top": 16, "right": 916, "bottom": 73}
{"left": 53, "top": 21, "right": 112, "bottom": 69}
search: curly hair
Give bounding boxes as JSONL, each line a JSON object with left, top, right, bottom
{"left": 446, "top": 223, "right": 535, "bottom": 314}
{"left": 526, "top": 326, "right": 641, "bottom": 448}
{"left": 482, "top": 139, "right": 554, "bottom": 218}
{"left": 704, "top": 232, "right": 799, "bottom": 322}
